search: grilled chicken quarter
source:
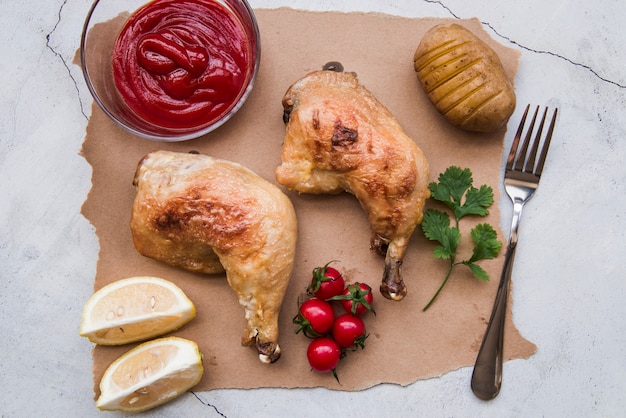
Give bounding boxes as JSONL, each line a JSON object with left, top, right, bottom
{"left": 130, "top": 150, "right": 297, "bottom": 364}
{"left": 276, "top": 67, "right": 430, "bottom": 301}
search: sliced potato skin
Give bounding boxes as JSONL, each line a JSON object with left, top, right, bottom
{"left": 414, "top": 23, "right": 516, "bottom": 132}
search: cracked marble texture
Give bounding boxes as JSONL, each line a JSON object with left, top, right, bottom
{"left": 1, "top": 0, "right": 624, "bottom": 417}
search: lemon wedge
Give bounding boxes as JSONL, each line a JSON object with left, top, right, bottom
{"left": 96, "top": 337, "right": 204, "bottom": 413}
{"left": 80, "top": 276, "right": 196, "bottom": 345}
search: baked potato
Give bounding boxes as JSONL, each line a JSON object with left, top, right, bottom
{"left": 414, "top": 23, "right": 516, "bottom": 132}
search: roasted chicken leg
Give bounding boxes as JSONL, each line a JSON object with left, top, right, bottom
{"left": 130, "top": 150, "right": 297, "bottom": 363}
{"left": 276, "top": 67, "right": 430, "bottom": 301}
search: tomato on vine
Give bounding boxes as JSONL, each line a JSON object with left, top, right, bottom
{"left": 293, "top": 298, "right": 335, "bottom": 337}
{"left": 307, "top": 261, "right": 345, "bottom": 300}
{"left": 331, "top": 282, "right": 375, "bottom": 316}
{"left": 332, "top": 314, "right": 368, "bottom": 349}
{"left": 306, "top": 337, "right": 341, "bottom": 374}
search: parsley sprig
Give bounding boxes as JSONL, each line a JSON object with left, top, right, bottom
{"left": 421, "top": 166, "right": 503, "bottom": 311}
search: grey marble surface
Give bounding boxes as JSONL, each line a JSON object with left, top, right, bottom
{"left": 1, "top": 0, "right": 625, "bottom": 416}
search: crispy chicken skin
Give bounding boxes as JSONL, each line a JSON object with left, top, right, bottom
{"left": 130, "top": 150, "right": 297, "bottom": 363}
{"left": 276, "top": 68, "right": 430, "bottom": 301}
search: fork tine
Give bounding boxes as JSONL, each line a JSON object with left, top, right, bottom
{"left": 514, "top": 106, "right": 540, "bottom": 172}
{"left": 535, "top": 108, "right": 558, "bottom": 177}
{"left": 525, "top": 107, "right": 548, "bottom": 173}
{"left": 506, "top": 104, "right": 530, "bottom": 170}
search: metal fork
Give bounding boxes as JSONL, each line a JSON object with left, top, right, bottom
{"left": 471, "top": 104, "right": 558, "bottom": 400}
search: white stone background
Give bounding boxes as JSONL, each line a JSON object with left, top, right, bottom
{"left": 1, "top": 0, "right": 625, "bottom": 416}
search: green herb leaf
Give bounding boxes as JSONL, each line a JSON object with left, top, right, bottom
{"left": 421, "top": 209, "right": 460, "bottom": 260}
{"left": 456, "top": 184, "right": 494, "bottom": 219}
{"left": 429, "top": 166, "right": 494, "bottom": 221}
{"left": 465, "top": 262, "right": 490, "bottom": 281}
{"left": 468, "top": 223, "right": 502, "bottom": 263}
{"left": 429, "top": 166, "right": 472, "bottom": 205}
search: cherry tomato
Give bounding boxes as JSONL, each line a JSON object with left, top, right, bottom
{"left": 333, "top": 282, "right": 375, "bottom": 316}
{"left": 332, "top": 314, "right": 368, "bottom": 349}
{"left": 293, "top": 298, "right": 335, "bottom": 337}
{"left": 307, "top": 262, "right": 345, "bottom": 300}
{"left": 306, "top": 337, "right": 341, "bottom": 373}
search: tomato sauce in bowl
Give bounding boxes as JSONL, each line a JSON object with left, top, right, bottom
{"left": 80, "top": 0, "right": 260, "bottom": 141}
{"left": 113, "top": 0, "right": 252, "bottom": 131}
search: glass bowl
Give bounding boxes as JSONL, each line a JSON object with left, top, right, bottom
{"left": 80, "top": 0, "right": 261, "bottom": 141}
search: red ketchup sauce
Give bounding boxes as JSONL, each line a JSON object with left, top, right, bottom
{"left": 112, "top": 0, "right": 251, "bottom": 130}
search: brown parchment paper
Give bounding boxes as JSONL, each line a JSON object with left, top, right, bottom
{"left": 79, "top": 8, "right": 536, "bottom": 395}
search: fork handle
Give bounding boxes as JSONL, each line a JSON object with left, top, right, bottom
{"left": 470, "top": 240, "right": 517, "bottom": 400}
